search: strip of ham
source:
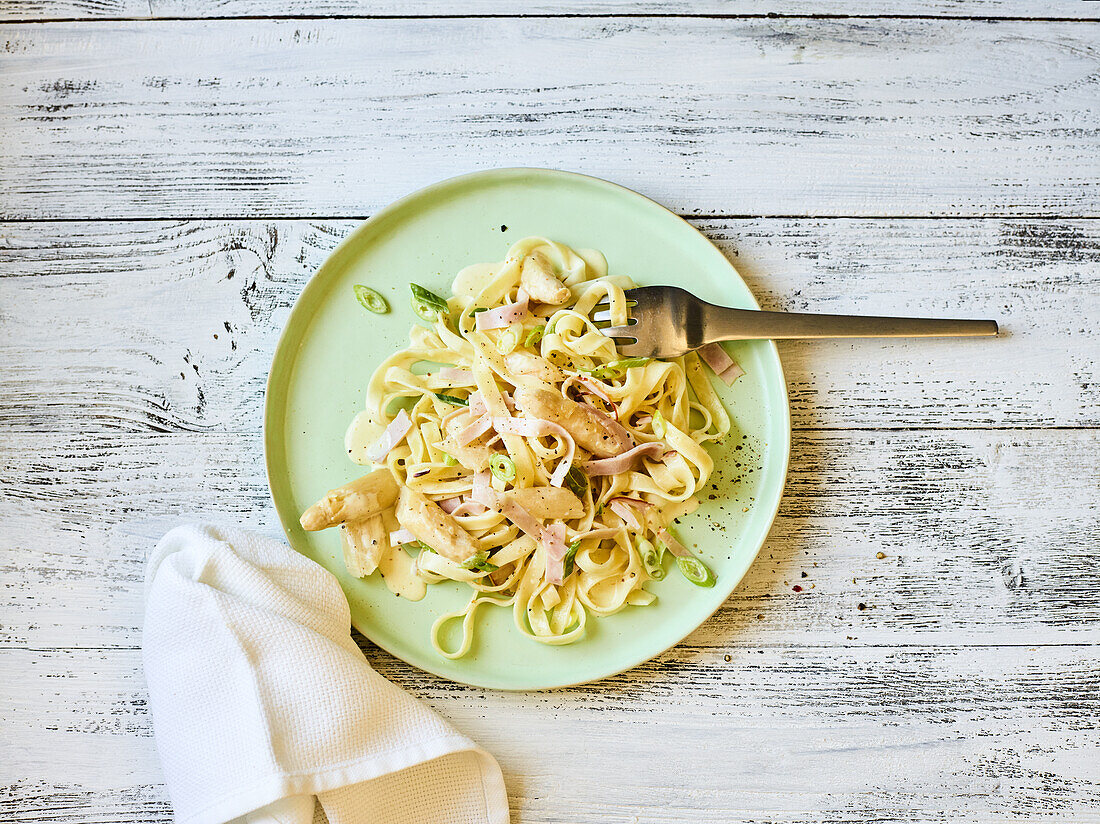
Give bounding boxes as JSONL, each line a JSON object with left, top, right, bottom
{"left": 657, "top": 527, "right": 692, "bottom": 558}
{"left": 491, "top": 416, "right": 575, "bottom": 487}
{"left": 468, "top": 391, "right": 486, "bottom": 416}
{"left": 475, "top": 290, "right": 529, "bottom": 330}
{"left": 436, "top": 497, "right": 463, "bottom": 514}
{"left": 501, "top": 498, "right": 543, "bottom": 540}
{"left": 469, "top": 390, "right": 513, "bottom": 417}
{"left": 609, "top": 499, "right": 644, "bottom": 530}
{"left": 455, "top": 413, "right": 494, "bottom": 446}
{"left": 698, "top": 342, "right": 745, "bottom": 386}
{"left": 470, "top": 471, "right": 494, "bottom": 507}
{"left": 388, "top": 527, "right": 416, "bottom": 545}
{"left": 719, "top": 362, "right": 745, "bottom": 384}
{"left": 367, "top": 409, "right": 413, "bottom": 462}
{"left": 470, "top": 470, "right": 546, "bottom": 540}
{"left": 450, "top": 501, "right": 490, "bottom": 517}
{"left": 581, "top": 441, "right": 668, "bottom": 476}
{"left": 540, "top": 522, "right": 569, "bottom": 585}
{"left": 698, "top": 342, "right": 734, "bottom": 374}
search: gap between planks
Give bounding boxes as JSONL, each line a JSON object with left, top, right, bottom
{"left": 5, "top": 14, "right": 1100, "bottom": 24}
{"left": 9, "top": 641, "right": 1100, "bottom": 653}
{"left": 5, "top": 214, "right": 1100, "bottom": 223}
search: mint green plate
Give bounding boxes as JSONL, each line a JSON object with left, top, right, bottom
{"left": 265, "top": 168, "right": 790, "bottom": 690}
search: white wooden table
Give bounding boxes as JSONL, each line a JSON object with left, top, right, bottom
{"left": 2, "top": 3, "right": 1098, "bottom": 821}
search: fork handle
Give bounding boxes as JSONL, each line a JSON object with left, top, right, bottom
{"left": 705, "top": 307, "right": 999, "bottom": 341}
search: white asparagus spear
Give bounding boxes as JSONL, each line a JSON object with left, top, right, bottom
{"left": 513, "top": 384, "right": 635, "bottom": 458}
{"left": 300, "top": 469, "right": 399, "bottom": 531}
{"left": 339, "top": 514, "right": 388, "bottom": 577}
{"left": 520, "top": 251, "right": 571, "bottom": 305}
{"left": 504, "top": 350, "right": 565, "bottom": 385}
{"left": 502, "top": 486, "right": 583, "bottom": 519}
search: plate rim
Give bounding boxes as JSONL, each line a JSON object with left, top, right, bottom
{"left": 263, "top": 166, "right": 792, "bottom": 690}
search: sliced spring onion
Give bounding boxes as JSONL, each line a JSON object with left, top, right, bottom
{"left": 495, "top": 326, "right": 522, "bottom": 354}
{"left": 353, "top": 285, "right": 388, "bottom": 314}
{"left": 489, "top": 453, "right": 516, "bottom": 483}
{"left": 562, "top": 540, "right": 581, "bottom": 577}
{"left": 460, "top": 550, "right": 499, "bottom": 572}
{"left": 441, "top": 452, "right": 458, "bottom": 467}
{"left": 639, "top": 539, "right": 665, "bottom": 580}
{"left": 525, "top": 324, "right": 545, "bottom": 347}
{"left": 651, "top": 409, "right": 668, "bottom": 438}
{"left": 410, "top": 283, "right": 449, "bottom": 321}
{"left": 433, "top": 392, "right": 469, "bottom": 407}
{"left": 411, "top": 297, "right": 440, "bottom": 321}
{"left": 587, "top": 357, "right": 651, "bottom": 380}
{"left": 411, "top": 299, "right": 437, "bottom": 321}
{"left": 563, "top": 464, "right": 589, "bottom": 499}
{"left": 410, "top": 283, "right": 449, "bottom": 311}
{"left": 677, "top": 556, "right": 716, "bottom": 587}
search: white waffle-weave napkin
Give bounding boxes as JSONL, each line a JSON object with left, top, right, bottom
{"left": 142, "top": 524, "right": 509, "bottom": 824}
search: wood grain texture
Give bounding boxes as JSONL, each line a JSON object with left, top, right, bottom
{"left": 2, "top": 644, "right": 1097, "bottom": 823}
{"left": 1, "top": 218, "right": 1095, "bottom": 433}
{"left": 3, "top": 1, "right": 1098, "bottom": 22}
{"left": 1, "top": 18, "right": 1098, "bottom": 219}
{"left": 2, "top": 7, "right": 1098, "bottom": 821}
{"left": 3, "top": 427, "right": 1097, "bottom": 651}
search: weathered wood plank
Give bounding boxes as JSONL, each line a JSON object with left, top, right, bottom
{"left": 3, "top": 1, "right": 1097, "bottom": 22}
{"left": 1, "top": 20, "right": 1097, "bottom": 219}
{"left": 2, "top": 428, "right": 1096, "bottom": 650}
{"left": 2, "top": 644, "right": 1097, "bottom": 822}
{"left": 1, "top": 218, "right": 1095, "bottom": 432}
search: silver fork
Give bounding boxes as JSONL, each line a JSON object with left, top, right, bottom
{"left": 593, "top": 286, "right": 999, "bottom": 359}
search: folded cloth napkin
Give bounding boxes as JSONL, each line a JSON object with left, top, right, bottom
{"left": 143, "top": 524, "right": 509, "bottom": 824}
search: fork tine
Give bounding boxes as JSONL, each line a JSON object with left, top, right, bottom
{"left": 614, "top": 341, "right": 653, "bottom": 358}
{"left": 601, "top": 325, "right": 637, "bottom": 341}
{"left": 591, "top": 309, "right": 636, "bottom": 324}
{"left": 602, "top": 326, "right": 656, "bottom": 358}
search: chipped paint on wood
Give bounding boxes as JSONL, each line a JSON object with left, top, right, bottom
{"left": 1, "top": 6, "right": 1098, "bottom": 822}
{"left": 1, "top": 19, "right": 1098, "bottom": 218}
{"left": 0, "top": 218, "right": 1094, "bottom": 432}
{"left": 2, "top": 645, "right": 1098, "bottom": 822}
{"left": 2, "top": 428, "right": 1097, "bottom": 648}
{"left": 4, "top": 1, "right": 1099, "bottom": 21}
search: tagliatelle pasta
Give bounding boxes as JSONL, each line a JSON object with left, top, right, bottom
{"left": 303, "top": 237, "right": 734, "bottom": 658}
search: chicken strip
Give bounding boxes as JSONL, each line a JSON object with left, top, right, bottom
{"left": 513, "top": 385, "right": 635, "bottom": 458}
{"left": 396, "top": 486, "right": 483, "bottom": 564}
{"left": 520, "top": 251, "right": 571, "bottom": 305}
